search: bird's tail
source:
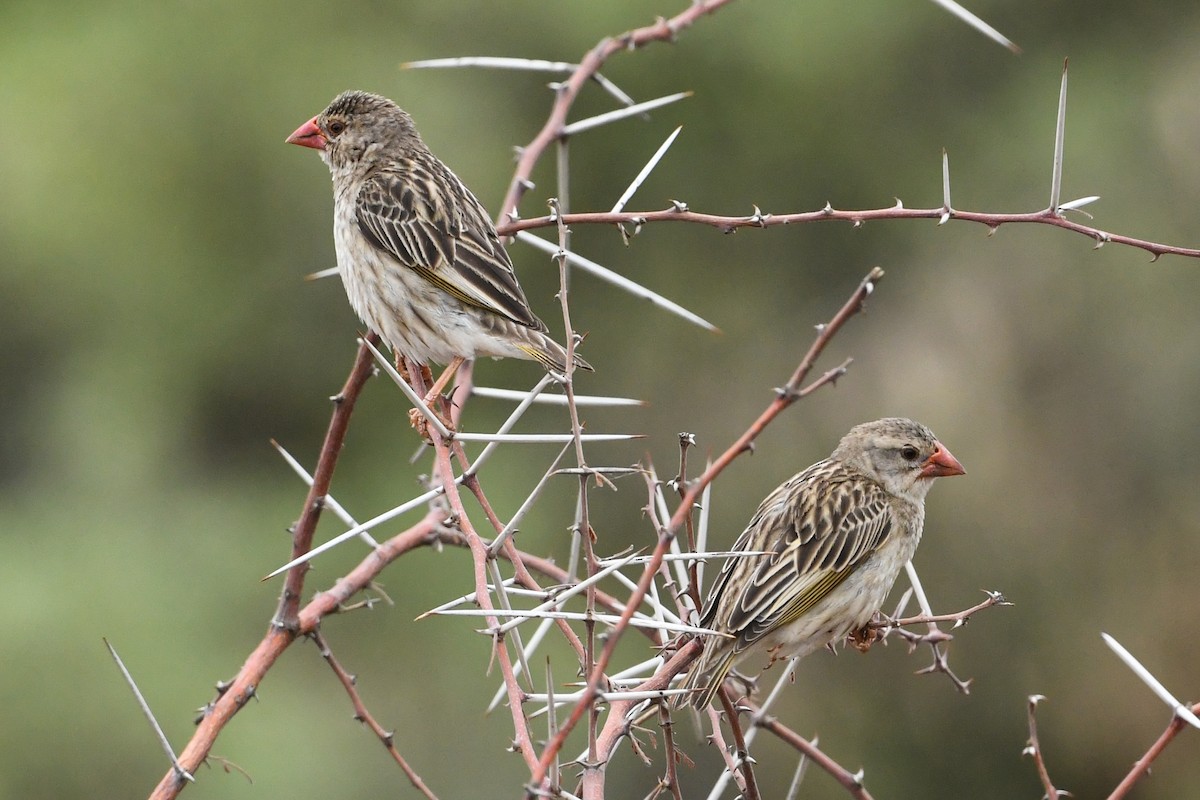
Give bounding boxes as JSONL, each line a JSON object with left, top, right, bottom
{"left": 519, "top": 333, "right": 593, "bottom": 374}
{"left": 678, "top": 646, "right": 738, "bottom": 710}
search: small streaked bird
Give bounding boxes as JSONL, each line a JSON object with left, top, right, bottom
{"left": 286, "top": 90, "right": 591, "bottom": 396}
{"left": 682, "top": 417, "right": 965, "bottom": 709}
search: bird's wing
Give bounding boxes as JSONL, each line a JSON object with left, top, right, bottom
{"left": 354, "top": 161, "right": 545, "bottom": 330}
{"left": 705, "top": 461, "right": 895, "bottom": 649}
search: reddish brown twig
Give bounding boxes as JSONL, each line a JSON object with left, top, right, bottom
{"left": 717, "top": 689, "right": 761, "bottom": 800}
{"left": 584, "top": 639, "right": 705, "bottom": 800}
{"left": 655, "top": 703, "right": 685, "bottom": 800}
{"left": 311, "top": 631, "right": 440, "bottom": 800}
{"left": 750, "top": 707, "right": 875, "bottom": 800}
{"left": 1106, "top": 700, "right": 1200, "bottom": 800}
{"left": 273, "top": 333, "right": 379, "bottom": 629}
{"left": 870, "top": 592, "right": 1009, "bottom": 630}
{"left": 149, "top": 516, "right": 441, "bottom": 799}
{"left": 497, "top": 0, "right": 736, "bottom": 224}
{"left": 1023, "top": 695, "right": 1063, "bottom": 800}
{"left": 499, "top": 204, "right": 1200, "bottom": 262}
{"left": 428, "top": 434, "right": 542, "bottom": 772}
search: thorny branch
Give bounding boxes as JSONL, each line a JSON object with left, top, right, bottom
{"left": 1024, "top": 695, "right": 1062, "bottom": 800}
{"left": 498, "top": 205, "right": 1200, "bottom": 263}
{"left": 311, "top": 631, "right": 440, "bottom": 800}
{"left": 868, "top": 591, "right": 1011, "bottom": 693}
{"left": 150, "top": 511, "right": 442, "bottom": 799}
{"left": 751, "top": 707, "right": 875, "bottom": 800}
{"left": 1106, "top": 700, "right": 1200, "bottom": 800}
{"left": 273, "top": 333, "right": 379, "bottom": 630}
{"left": 498, "top": 0, "right": 735, "bottom": 224}
{"left": 141, "top": 2, "right": 1200, "bottom": 798}
{"left": 530, "top": 267, "right": 886, "bottom": 798}
{"left": 717, "top": 688, "right": 761, "bottom": 800}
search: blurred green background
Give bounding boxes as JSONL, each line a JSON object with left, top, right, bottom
{"left": 3, "top": 1, "right": 1199, "bottom": 797}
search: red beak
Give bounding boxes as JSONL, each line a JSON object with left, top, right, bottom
{"left": 286, "top": 116, "right": 326, "bottom": 150}
{"left": 918, "top": 444, "right": 965, "bottom": 479}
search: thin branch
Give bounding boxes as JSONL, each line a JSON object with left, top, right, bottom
{"left": 498, "top": 0, "right": 736, "bottom": 223}
{"left": 428, "top": 435, "right": 542, "bottom": 772}
{"left": 870, "top": 590, "right": 1009, "bottom": 630}
{"left": 1023, "top": 695, "right": 1063, "bottom": 800}
{"left": 706, "top": 657, "right": 801, "bottom": 800}
{"left": 311, "top": 631, "right": 440, "bottom": 799}
{"left": 1106, "top": 700, "right": 1200, "bottom": 800}
{"left": 499, "top": 205, "right": 1200, "bottom": 261}
{"left": 898, "top": 561, "right": 973, "bottom": 693}
{"left": 717, "top": 689, "right": 761, "bottom": 800}
{"left": 706, "top": 705, "right": 749, "bottom": 799}
{"left": 150, "top": 515, "right": 443, "bottom": 799}
{"left": 657, "top": 703, "right": 685, "bottom": 800}
{"left": 752, "top": 708, "right": 874, "bottom": 800}
{"left": 272, "top": 334, "right": 378, "bottom": 629}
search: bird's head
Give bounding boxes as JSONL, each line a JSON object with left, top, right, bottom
{"left": 833, "top": 417, "right": 965, "bottom": 503}
{"left": 286, "top": 90, "right": 419, "bottom": 174}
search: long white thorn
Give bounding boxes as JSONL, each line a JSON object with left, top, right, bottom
{"left": 271, "top": 440, "right": 378, "bottom": 547}
{"left": 940, "top": 149, "right": 952, "bottom": 225}
{"left": 612, "top": 126, "right": 683, "bottom": 213}
{"left": 471, "top": 386, "right": 645, "bottom": 407}
{"left": 454, "top": 432, "right": 643, "bottom": 443}
{"left": 1101, "top": 633, "right": 1200, "bottom": 729}
{"left": 518, "top": 232, "right": 719, "bottom": 332}
{"left": 1050, "top": 59, "right": 1069, "bottom": 213}
{"left": 104, "top": 638, "right": 194, "bottom": 783}
{"left": 361, "top": 338, "right": 452, "bottom": 440}
{"left": 927, "top": 0, "right": 1020, "bottom": 52}
{"left": 403, "top": 56, "right": 579, "bottom": 72}
{"left": 491, "top": 551, "right": 643, "bottom": 634}
{"left": 431, "top": 608, "right": 730, "bottom": 637}
{"left": 263, "top": 484, "right": 448, "bottom": 579}
{"left": 561, "top": 91, "right": 692, "bottom": 136}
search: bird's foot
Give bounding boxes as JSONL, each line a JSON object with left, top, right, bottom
{"left": 848, "top": 624, "right": 881, "bottom": 653}
{"left": 396, "top": 358, "right": 458, "bottom": 441}
{"left": 408, "top": 405, "right": 456, "bottom": 442}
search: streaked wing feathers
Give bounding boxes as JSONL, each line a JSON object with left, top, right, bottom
{"left": 702, "top": 459, "right": 894, "bottom": 650}
{"left": 355, "top": 160, "right": 544, "bottom": 330}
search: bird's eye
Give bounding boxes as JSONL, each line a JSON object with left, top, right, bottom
{"left": 900, "top": 445, "right": 920, "bottom": 461}
{"left": 328, "top": 120, "right": 346, "bottom": 136}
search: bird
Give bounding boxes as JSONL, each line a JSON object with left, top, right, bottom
{"left": 681, "top": 417, "right": 965, "bottom": 709}
{"left": 286, "top": 90, "right": 591, "bottom": 402}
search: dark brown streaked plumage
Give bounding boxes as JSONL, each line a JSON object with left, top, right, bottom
{"left": 682, "top": 417, "right": 965, "bottom": 709}
{"left": 287, "top": 90, "right": 590, "bottom": 374}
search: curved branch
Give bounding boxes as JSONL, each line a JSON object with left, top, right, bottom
{"left": 149, "top": 518, "right": 440, "bottom": 799}
{"left": 497, "top": 0, "right": 735, "bottom": 223}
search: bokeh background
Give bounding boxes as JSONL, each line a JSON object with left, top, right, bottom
{"left": 3, "top": 1, "right": 1199, "bottom": 798}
